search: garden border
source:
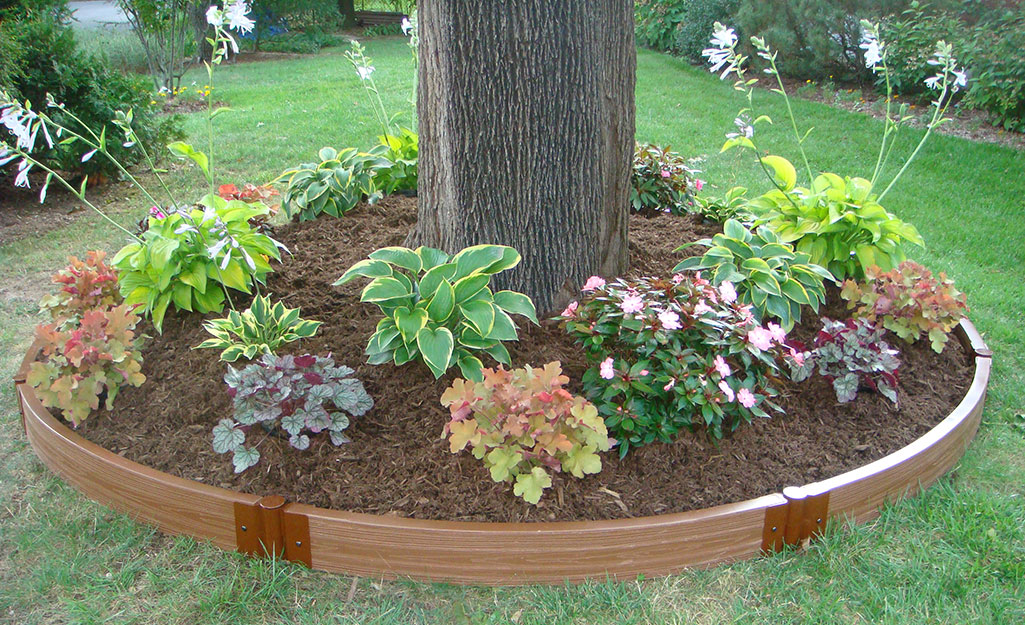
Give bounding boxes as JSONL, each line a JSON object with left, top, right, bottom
{"left": 14, "top": 320, "right": 991, "bottom": 585}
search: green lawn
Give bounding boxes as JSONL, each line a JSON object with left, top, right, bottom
{"left": 1, "top": 38, "right": 1023, "bottom": 624}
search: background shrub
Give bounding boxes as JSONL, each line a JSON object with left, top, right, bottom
{"left": 635, "top": 0, "right": 739, "bottom": 63}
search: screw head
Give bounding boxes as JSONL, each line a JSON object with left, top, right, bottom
{"left": 241, "top": 525, "right": 248, "bottom": 531}
{"left": 295, "top": 541, "right": 302, "bottom": 547}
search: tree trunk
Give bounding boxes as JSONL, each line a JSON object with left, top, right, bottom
{"left": 337, "top": 0, "right": 355, "bottom": 27}
{"left": 407, "top": 0, "right": 635, "bottom": 315}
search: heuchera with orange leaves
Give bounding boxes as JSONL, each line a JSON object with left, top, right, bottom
{"left": 26, "top": 303, "right": 146, "bottom": 426}
{"left": 38, "top": 251, "right": 121, "bottom": 327}
{"left": 840, "top": 261, "right": 968, "bottom": 353}
{"left": 440, "top": 361, "right": 612, "bottom": 504}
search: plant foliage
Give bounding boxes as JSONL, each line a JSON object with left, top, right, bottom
{"left": 218, "top": 353, "right": 372, "bottom": 472}
{"left": 441, "top": 361, "right": 611, "bottom": 505}
{"left": 278, "top": 146, "right": 390, "bottom": 221}
{"left": 197, "top": 294, "right": 322, "bottom": 362}
{"left": 335, "top": 244, "right": 539, "bottom": 381}
{"left": 374, "top": 128, "right": 418, "bottom": 194}
{"left": 840, "top": 261, "right": 968, "bottom": 352}
{"left": 630, "top": 142, "right": 697, "bottom": 216}
{"left": 39, "top": 251, "right": 121, "bottom": 327}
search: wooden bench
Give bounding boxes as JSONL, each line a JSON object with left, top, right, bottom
{"left": 354, "top": 11, "right": 406, "bottom": 26}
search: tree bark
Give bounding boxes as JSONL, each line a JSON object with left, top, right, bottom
{"left": 337, "top": 0, "right": 355, "bottom": 27}
{"left": 407, "top": 0, "right": 635, "bottom": 315}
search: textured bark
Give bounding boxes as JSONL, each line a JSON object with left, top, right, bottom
{"left": 408, "top": 0, "right": 635, "bottom": 314}
{"left": 337, "top": 0, "right": 355, "bottom": 26}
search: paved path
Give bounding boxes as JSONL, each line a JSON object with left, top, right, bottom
{"left": 68, "top": 1, "right": 129, "bottom": 27}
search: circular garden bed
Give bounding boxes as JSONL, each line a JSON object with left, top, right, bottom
{"left": 16, "top": 196, "right": 991, "bottom": 584}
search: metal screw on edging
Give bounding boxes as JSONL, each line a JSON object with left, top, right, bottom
{"left": 296, "top": 541, "right": 302, "bottom": 547}
{"left": 241, "top": 525, "right": 247, "bottom": 531}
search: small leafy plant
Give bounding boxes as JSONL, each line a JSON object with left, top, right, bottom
{"left": 112, "top": 195, "right": 284, "bottom": 332}
{"left": 560, "top": 273, "right": 790, "bottom": 455}
{"left": 673, "top": 219, "right": 834, "bottom": 330}
{"left": 217, "top": 182, "right": 280, "bottom": 230}
{"left": 441, "top": 361, "right": 611, "bottom": 504}
{"left": 335, "top": 244, "right": 539, "bottom": 381}
{"left": 840, "top": 261, "right": 968, "bottom": 353}
{"left": 217, "top": 353, "right": 373, "bottom": 473}
{"left": 39, "top": 251, "right": 121, "bottom": 327}
{"left": 689, "top": 186, "right": 752, "bottom": 224}
{"left": 26, "top": 303, "right": 147, "bottom": 426}
{"left": 196, "top": 294, "right": 322, "bottom": 362}
{"left": 278, "top": 146, "right": 390, "bottom": 221}
{"left": 374, "top": 128, "right": 418, "bottom": 194}
{"left": 629, "top": 142, "right": 698, "bottom": 216}
{"left": 789, "top": 318, "right": 900, "bottom": 405}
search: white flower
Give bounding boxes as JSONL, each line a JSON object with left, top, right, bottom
{"left": 925, "top": 74, "right": 942, "bottom": 90}
{"left": 401, "top": 17, "right": 412, "bottom": 35}
{"left": 710, "top": 23, "right": 737, "bottom": 49}
{"left": 701, "top": 23, "right": 738, "bottom": 80}
{"left": 726, "top": 116, "right": 754, "bottom": 139}
{"left": 226, "top": 1, "right": 254, "bottom": 34}
{"left": 206, "top": 5, "right": 222, "bottom": 26}
{"left": 14, "top": 158, "right": 31, "bottom": 188}
{"left": 952, "top": 69, "right": 967, "bottom": 90}
{"left": 356, "top": 65, "right": 375, "bottom": 81}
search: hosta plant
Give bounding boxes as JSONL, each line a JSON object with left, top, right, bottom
{"left": 441, "top": 361, "right": 611, "bottom": 504}
{"left": 112, "top": 195, "right": 284, "bottom": 332}
{"left": 673, "top": 219, "right": 835, "bottom": 330}
{"left": 196, "top": 294, "right": 322, "bottom": 362}
{"left": 789, "top": 318, "right": 900, "bottom": 405}
{"left": 630, "top": 142, "right": 698, "bottom": 216}
{"left": 559, "top": 273, "right": 791, "bottom": 455}
{"left": 26, "top": 303, "right": 146, "bottom": 426}
{"left": 334, "top": 244, "right": 539, "bottom": 381}
{"left": 217, "top": 353, "right": 373, "bottom": 473}
{"left": 39, "top": 251, "right": 121, "bottom": 328}
{"left": 690, "top": 186, "right": 753, "bottom": 224}
{"left": 217, "top": 182, "right": 280, "bottom": 231}
{"left": 373, "top": 128, "right": 418, "bottom": 194}
{"left": 840, "top": 261, "right": 968, "bottom": 353}
{"left": 278, "top": 147, "right": 390, "bottom": 221}
{"left": 746, "top": 163, "right": 924, "bottom": 280}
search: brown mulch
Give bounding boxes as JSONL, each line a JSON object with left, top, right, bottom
{"left": 73, "top": 196, "right": 974, "bottom": 522}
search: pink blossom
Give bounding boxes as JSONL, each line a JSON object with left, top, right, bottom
{"left": 671, "top": 273, "right": 684, "bottom": 285}
{"left": 695, "top": 179, "right": 705, "bottom": 191}
{"left": 747, "top": 327, "right": 773, "bottom": 351}
{"left": 599, "top": 357, "right": 615, "bottom": 380}
{"left": 714, "top": 355, "right": 731, "bottom": 378}
{"left": 663, "top": 378, "right": 676, "bottom": 391}
{"left": 582, "top": 275, "right": 606, "bottom": 292}
{"left": 658, "top": 309, "right": 682, "bottom": 330}
{"left": 718, "top": 281, "right": 737, "bottom": 303}
{"left": 789, "top": 348, "right": 805, "bottom": 366}
{"left": 620, "top": 293, "right": 645, "bottom": 314}
{"left": 718, "top": 380, "right": 735, "bottom": 402}
{"left": 661, "top": 169, "right": 671, "bottom": 179}
{"left": 694, "top": 301, "right": 713, "bottom": 316}
{"left": 767, "top": 322, "right": 787, "bottom": 343}
{"left": 737, "top": 388, "right": 756, "bottom": 408}
{"left": 561, "top": 301, "right": 578, "bottom": 317}
{"left": 639, "top": 369, "right": 649, "bottom": 376}
{"left": 149, "top": 206, "right": 167, "bottom": 219}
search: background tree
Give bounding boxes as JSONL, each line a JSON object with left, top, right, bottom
{"left": 408, "top": 0, "right": 636, "bottom": 314}
{"left": 117, "top": 0, "right": 197, "bottom": 92}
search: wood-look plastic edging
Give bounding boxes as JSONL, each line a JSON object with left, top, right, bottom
{"left": 13, "top": 320, "right": 991, "bottom": 585}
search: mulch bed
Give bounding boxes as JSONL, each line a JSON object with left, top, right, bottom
{"left": 73, "top": 196, "right": 974, "bottom": 522}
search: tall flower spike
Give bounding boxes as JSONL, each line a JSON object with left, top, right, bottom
{"left": 701, "top": 22, "right": 738, "bottom": 79}
{"left": 860, "top": 22, "right": 884, "bottom": 71}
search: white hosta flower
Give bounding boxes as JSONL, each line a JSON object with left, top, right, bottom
{"left": 924, "top": 74, "right": 942, "bottom": 90}
{"left": 952, "top": 69, "right": 967, "bottom": 91}
{"left": 401, "top": 17, "right": 412, "bottom": 35}
{"left": 226, "top": 1, "right": 254, "bottom": 34}
{"left": 14, "top": 158, "right": 31, "bottom": 188}
{"left": 709, "top": 23, "right": 737, "bottom": 49}
{"left": 702, "top": 24, "right": 738, "bottom": 79}
{"left": 726, "top": 116, "right": 754, "bottom": 139}
{"left": 356, "top": 65, "right": 375, "bottom": 81}
{"left": 206, "top": 5, "right": 222, "bottom": 26}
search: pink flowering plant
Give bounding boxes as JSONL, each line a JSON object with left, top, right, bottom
{"left": 629, "top": 143, "right": 700, "bottom": 217}
{"left": 559, "top": 274, "right": 790, "bottom": 455}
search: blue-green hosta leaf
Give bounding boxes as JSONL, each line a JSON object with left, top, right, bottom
{"left": 232, "top": 446, "right": 260, "bottom": 473}
{"left": 833, "top": 373, "right": 860, "bottom": 403}
{"left": 493, "top": 290, "right": 538, "bottom": 324}
{"left": 457, "top": 354, "right": 484, "bottom": 382}
{"left": 369, "top": 246, "right": 422, "bottom": 273}
{"left": 460, "top": 300, "right": 495, "bottom": 337}
{"left": 452, "top": 273, "right": 491, "bottom": 304}
{"left": 415, "top": 246, "right": 450, "bottom": 271}
{"left": 485, "top": 308, "right": 518, "bottom": 341}
{"left": 289, "top": 433, "right": 311, "bottom": 451}
{"left": 425, "top": 279, "right": 455, "bottom": 322}
{"left": 394, "top": 306, "right": 428, "bottom": 344}
{"left": 212, "top": 418, "right": 245, "bottom": 453}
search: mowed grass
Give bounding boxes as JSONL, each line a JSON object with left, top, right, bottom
{"left": 1, "top": 38, "right": 1023, "bottom": 624}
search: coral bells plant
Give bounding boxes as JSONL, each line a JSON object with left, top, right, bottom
{"left": 217, "top": 353, "right": 373, "bottom": 473}
{"left": 629, "top": 142, "right": 700, "bottom": 216}
{"left": 26, "top": 304, "right": 146, "bottom": 427}
{"left": 789, "top": 318, "right": 901, "bottom": 405}
{"left": 840, "top": 261, "right": 968, "bottom": 353}
{"left": 441, "top": 361, "right": 611, "bottom": 504}
{"left": 39, "top": 251, "right": 121, "bottom": 328}
{"left": 559, "top": 274, "right": 789, "bottom": 455}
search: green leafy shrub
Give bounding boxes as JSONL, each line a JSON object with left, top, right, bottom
{"left": 635, "top": 0, "right": 740, "bottom": 61}
{"left": 877, "top": 2, "right": 964, "bottom": 97}
{"left": 789, "top": 318, "right": 900, "bottom": 405}
{"left": 673, "top": 219, "right": 834, "bottom": 330}
{"left": 26, "top": 303, "right": 146, "bottom": 426}
{"left": 689, "top": 186, "right": 752, "bottom": 224}
{"left": 278, "top": 147, "right": 390, "bottom": 221}
{"left": 252, "top": 29, "right": 342, "bottom": 54}
{"left": 1, "top": 7, "right": 180, "bottom": 181}
{"left": 335, "top": 244, "right": 539, "bottom": 381}
{"left": 374, "top": 128, "right": 418, "bottom": 194}
{"left": 840, "top": 261, "right": 968, "bottom": 353}
{"left": 559, "top": 273, "right": 790, "bottom": 454}
{"left": 196, "top": 294, "right": 322, "bottom": 362}
{"left": 630, "top": 143, "right": 698, "bottom": 216}
{"left": 39, "top": 251, "right": 121, "bottom": 327}
{"left": 112, "top": 196, "right": 284, "bottom": 332}
{"left": 962, "top": 9, "right": 1025, "bottom": 131}
{"left": 217, "top": 353, "right": 372, "bottom": 472}
{"left": 441, "top": 361, "right": 611, "bottom": 504}
{"left": 746, "top": 162, "right": 924, "bottom": 280}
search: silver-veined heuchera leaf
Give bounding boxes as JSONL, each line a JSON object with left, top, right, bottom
{"left": 232, "top": 446, "right": 260, "bottom": 473}
{"left": 212, "top": 418, "right": 245, "bottom": 453}
{"left": 280, "top": 413, "right": 305, "bottom": 436}
{"left": 833, "top": 373, "right": 860, "bottom": 403}
{"left": 288, "top": 433, "right": 311, "bottom": 451}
